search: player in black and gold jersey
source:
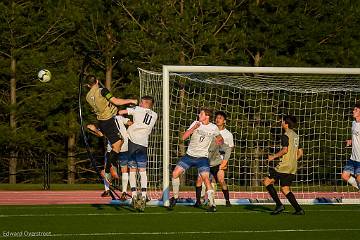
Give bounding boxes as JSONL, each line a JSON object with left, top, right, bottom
{"left": 85, "top": 75, "right": 137, "bottom": 182}
{"left": 263, "top": 115, "right": 304, "bottom": 215}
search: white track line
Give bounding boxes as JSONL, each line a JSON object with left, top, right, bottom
{"left": 46, "top": 228, "right": 360, "bottom": 237}
{"left": 1, "top": 209, "right": 360, "bottom": 218}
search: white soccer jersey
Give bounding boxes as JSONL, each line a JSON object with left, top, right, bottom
{"left": 186, "top": 121, "right": 220, "bottom": 158}
{"left": 106, "top": 115, "right": 130, "bottom": 153}
{"left": 350, "top": 120, "right": 360, "bottom": 162}
{"left": 219, "top": 128, "right": 234, "bottom": 160}
{"left": 126, "top": 106, "right": 158, "bottom": 147}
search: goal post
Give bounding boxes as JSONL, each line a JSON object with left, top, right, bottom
{"left": 139, "top": 66, "right": 360, "bottom": 207}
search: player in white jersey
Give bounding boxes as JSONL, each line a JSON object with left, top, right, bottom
{"left": 342, "top": 103, "right": 360, "bottom": 190}
{"left": 169, "top": 108, "right": 223, "bottom": 212}
{"left": 86, "top": 115, "right": 132, "bottom": 199}
{"left": 195, "top": 111, "right": 234, "bottom": 207}
{"left": 118, "top": 96, "right": 158, "bottom": 211}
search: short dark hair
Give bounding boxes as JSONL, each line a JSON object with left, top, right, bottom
{"left": 283, "top": 115, "right": 297, "bottom": 129}
{"left": 215, "top": 111, "right": 227, "bottom": 120}
{"left": 141, "top": 95, "right": 154, "bottom": 104}
{"left": 200, "top": 108, "right": 213, "bottom": 118}
{"left": 355, "top": 103, "right": 360, "bottom": 109}
{"left": 86, "top": 75, "right": 97, "bottom": 86}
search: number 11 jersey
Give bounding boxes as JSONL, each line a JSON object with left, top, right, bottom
{"left": 126, "top": 106, "right": 158, "bottom": 147}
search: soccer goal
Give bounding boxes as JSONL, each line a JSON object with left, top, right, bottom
{"left": 139, "top": 66, "right": 360, "bottom": 206}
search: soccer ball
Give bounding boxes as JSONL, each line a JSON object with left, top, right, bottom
{"left": 38, "top": 69, "right": 51, "bottom": 83}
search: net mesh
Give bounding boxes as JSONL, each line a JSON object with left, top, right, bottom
{"left": 139, "top": 68, "right": 360, "bottom": 202}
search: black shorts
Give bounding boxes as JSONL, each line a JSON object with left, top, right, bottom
{"left": 268, "top": 168, "right": 295, "bottom": 187}
{"left": 209, "top": 165, "right": 219, "bottom": 182}
{"left": 98, "top": 117, "right": 123, "bottom": 144}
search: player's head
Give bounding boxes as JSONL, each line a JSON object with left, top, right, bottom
{"left": 198, "top": 108, "right": 212, "bottom": 123}
{"left": 140, "top": 95, "right": 154, "bottom": 109}
{"left": 85, "top": 75, "right": 98, "bottom": 88}
{"left": 215, "top": 111, "right": 227, "bottom": 127}
{"left": 282, "top": 115, "right": 297, "bottom": 129}
{"left": 353, "top": 103, "right": 360, "bottom": 119}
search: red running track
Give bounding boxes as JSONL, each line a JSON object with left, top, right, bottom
{"left": 0, "top": 191, "right": 112, "bottom": 205}
{"left": 0, "top": 191, "right": 359, "bottom": 205}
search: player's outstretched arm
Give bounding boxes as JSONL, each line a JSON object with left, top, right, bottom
{"left": 100, "top": 88, "right": 137, "bottom": 106}
{"left": 268, "top": 147, "right": 288, "bottom": 161}
{"left": 110, "top": 97, "right": 137, "bottom": 106}
{"left": 182, "top": 122, "right": 201, "bottom": 140}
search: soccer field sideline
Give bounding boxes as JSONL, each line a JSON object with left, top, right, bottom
{"left": 1, "top": 208, "right": 360, "bottom": 218}
{"left": 1, "top": 205, "right": 360, "bottom": 240}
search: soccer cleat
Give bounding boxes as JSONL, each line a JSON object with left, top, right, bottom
{"left": 131, "top": 196, "right": 138, "bottom": 209}
{"left": 169, "top": 197, "right": 177, "bottom": 209}
{"left": 110, "top": 166, "right": 119, "bottom": 179}
{"left": 194, "top": 201, "right": 201, "bottom": 208}
{"left": 202, "top": 198, "right": 209, "bottom": 206}
{"left": 120, "top": 192, "right": 128, "bottom": 201}
{"left": 133, "top": 192, "right": 143, "bottom": 210}
{"left": 292, "top": 209, "right": 305, "bottom": 215}
{"left": 225, "top": 200, "right": 232, "bottom": 207}
{"left": 146, "top": 195, "right": 151, "bottom": 202}
{"left": 101, "top": 190, "right": 110, "bottom": 197}
{"left": 207, "top": 206, "right": 217, "bottom": 212}
{"left": 270, "top": 205, "right": 285, "bottom": 215}
{"left": 138, "top": 196, "right": 146, "bottom": 212}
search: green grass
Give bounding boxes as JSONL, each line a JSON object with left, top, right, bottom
{"left": 0, "top": 204, "right": 359, "bottom": 239}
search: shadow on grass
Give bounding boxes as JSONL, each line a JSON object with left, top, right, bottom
{"left": 91, "top": 203, "right": 137, "bottom": 212}
{"left": 184, "top": 204, "right": 209, "bottom": 211}
{"left": 244, "top": 205, "right": 273, "bottom": 213}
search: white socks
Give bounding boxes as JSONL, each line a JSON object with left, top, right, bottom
{"left": 129, "top": 171, "right": 148, "bottom": 198}
{"left": 122, "top": 172, "right": 129, "bottom": 193}
{"left": 348, "top": 176, "right": 359, "bottom": 189}
{"left": 172, "top": 177, "right": 180, "bottom": 199}
{"left": 103, "top": 179, "right": 110, "bottom": 191}
{"left": 129, "top": 171, "right": 137, "bottom": 197}
{"left": 201, "top": 182, "right": 206, "bottom": 199}
{"left": 207, "top": 189, "right": 215, "bottom": 207}
{"left": 140, "top": 171, "right": 147, "bottom": 197}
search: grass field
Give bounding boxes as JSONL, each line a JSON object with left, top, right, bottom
{"left": 0, "top": 204, "right": 359, "bottom": 240}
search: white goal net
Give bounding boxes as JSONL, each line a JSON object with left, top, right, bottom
{"left": 139, "top": 66, "right": 360, "bottom": 205}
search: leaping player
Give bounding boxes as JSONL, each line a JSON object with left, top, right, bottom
{"left": 118, "top": 96, "right": 158, "bottom": 212}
